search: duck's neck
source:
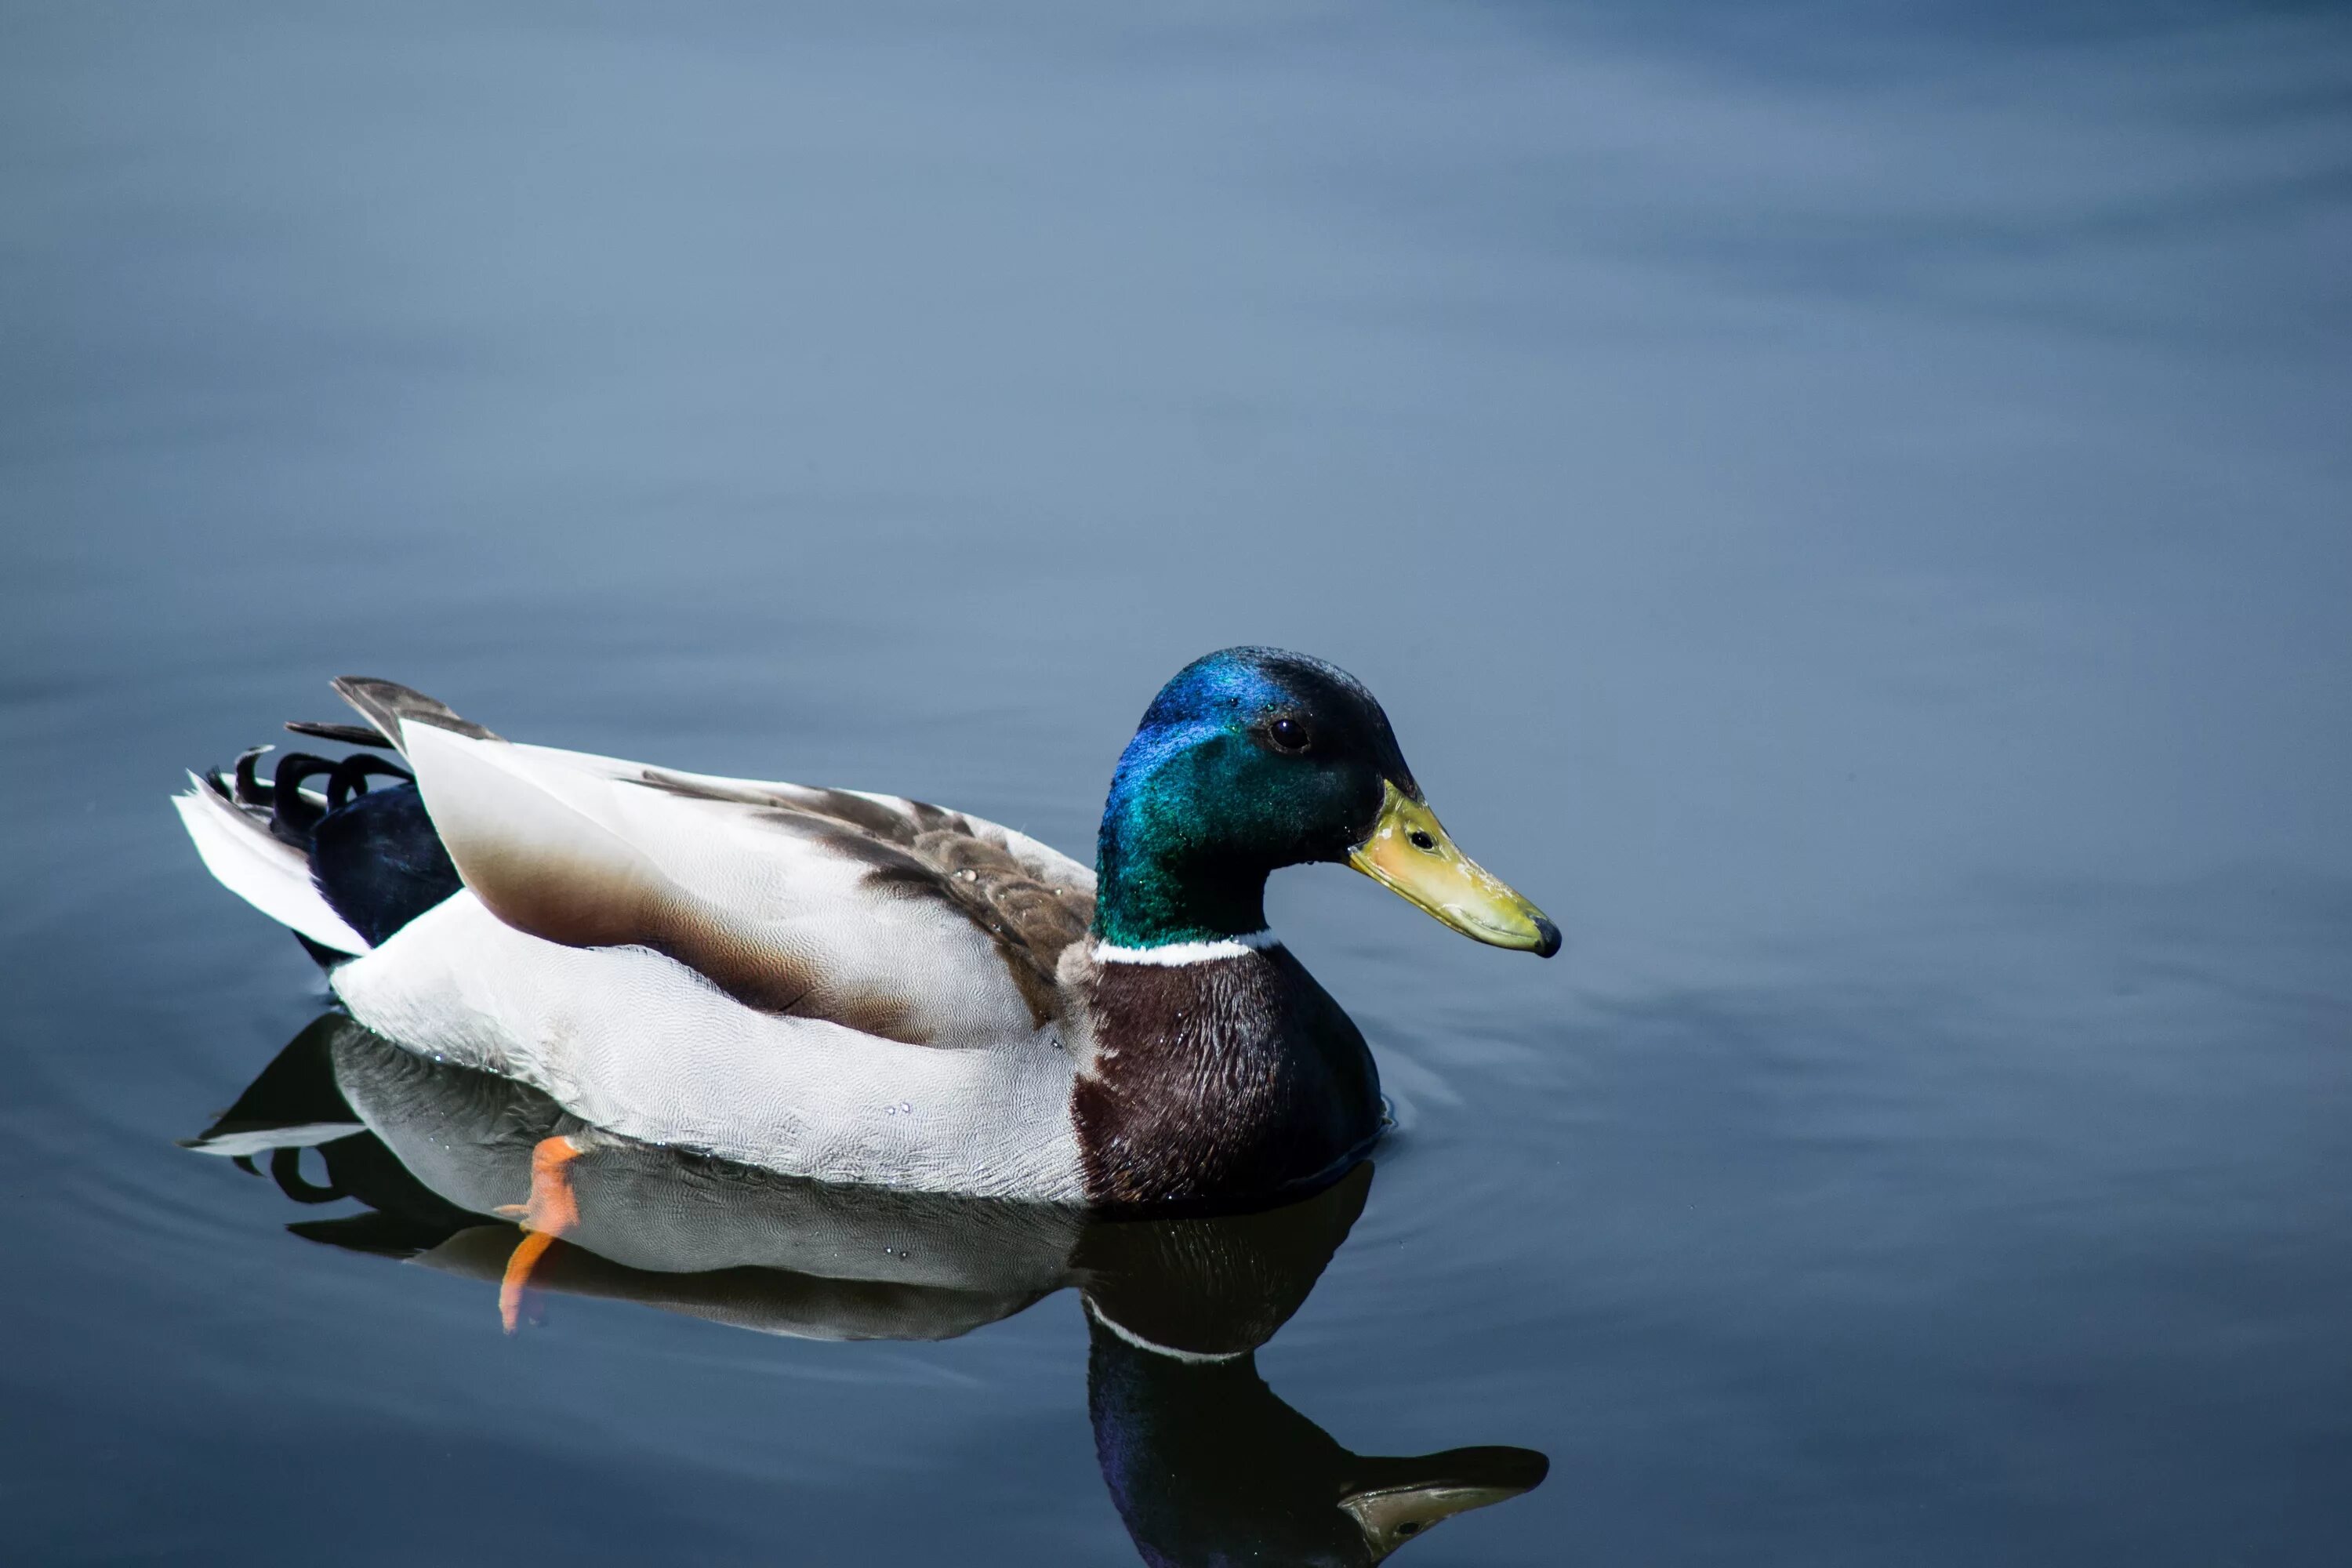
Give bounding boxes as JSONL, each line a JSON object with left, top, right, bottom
{"left": 1092, "top": 742, "right": 1274, "bottom": 951}
{"left": 1093, "top": 821, "right": 1272, "bottom": 950}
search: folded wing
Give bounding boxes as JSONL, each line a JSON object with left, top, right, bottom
{"left": 335, "top": 678, "right": 1094, "bottom": 1047}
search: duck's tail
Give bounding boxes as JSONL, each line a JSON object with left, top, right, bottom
{"left": 174, "top": 680, "right": 471, "bottom": 962}
{"left": 174, "top": 761, "right": 374, "bottom": 958}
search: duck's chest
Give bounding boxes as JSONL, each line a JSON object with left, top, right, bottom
{"left": 1068, "top": 946, "right": 1382, "bottom": 1208}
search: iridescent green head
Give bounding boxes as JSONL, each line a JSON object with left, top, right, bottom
{"left": 1091, "top": 648, "right": 1559, "bottom": 956}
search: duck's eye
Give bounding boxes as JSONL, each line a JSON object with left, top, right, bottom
{"left": 1267, "top": 716, "right": 1312, "bottom": 753}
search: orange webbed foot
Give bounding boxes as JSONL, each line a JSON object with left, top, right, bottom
{"left": 497, "top": 1134, "right": 586, "bottom": 1334}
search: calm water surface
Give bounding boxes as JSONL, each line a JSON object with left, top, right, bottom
{"left": 4, "top": 3, "right": 2350, "bottom": 1563}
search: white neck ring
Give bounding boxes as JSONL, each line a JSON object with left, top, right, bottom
{"left": 1091, "top": 929, "right": 1279, "bottom": 967}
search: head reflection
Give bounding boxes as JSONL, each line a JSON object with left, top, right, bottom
{"left": 190, "top": 1014, "right": 1547, "bottom": 1564}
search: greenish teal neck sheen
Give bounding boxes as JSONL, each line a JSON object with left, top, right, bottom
{"left": 1091, "top": 648, "right": 1404, "bottom": 949}
{"left": 1094, "top": 733, "right": 1281, "bottom": 947}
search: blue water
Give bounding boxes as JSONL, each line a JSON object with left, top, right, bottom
{"left": 4, "top": 4, "right": 2349, "bottom": 1563}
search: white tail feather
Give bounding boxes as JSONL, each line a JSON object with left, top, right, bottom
{"left": 173, "top": 775, "right": 371, "bottom": 955}
{"left": 182, "top": 1122, "right": 368, "bottom": 1158}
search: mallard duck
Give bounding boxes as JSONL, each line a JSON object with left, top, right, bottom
{"left": 176, "top": 647, "right": 1558, "bottom": 1209}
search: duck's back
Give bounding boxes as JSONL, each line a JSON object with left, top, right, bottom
{"left": 362, "top": 700, "right": 1097, "bottom": 1053}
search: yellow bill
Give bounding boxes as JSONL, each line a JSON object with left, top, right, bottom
{"left": 1347, "top": 782, "right": 1560, "bottom": 956}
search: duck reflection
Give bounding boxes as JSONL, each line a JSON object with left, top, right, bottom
{"left": 189, "top": 1014, "right": 1547, "bottom": 1565}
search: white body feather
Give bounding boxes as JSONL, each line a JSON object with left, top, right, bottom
{"left": 333, "top": 891, "right": 1086, "bottom": 1200}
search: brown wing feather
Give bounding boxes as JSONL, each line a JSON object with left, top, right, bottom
{"left": 634, "top": 768, "right": 1094, "bottom": 1026}
{"left": 404, "top": 750, "right": 926, "bottom": 1040}
{"left": 332, "top": 676, "right": 502, "bottom": 746}
{"left": 330, "top": 683, "right": 1092, "bottom": 1045}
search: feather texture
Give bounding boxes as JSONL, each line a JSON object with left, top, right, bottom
{"left": 333, "top": 891, "right": 1088, "bottom": 1198}
{"left": 388, "top": 720, "right": 1091, "bottom": 1047}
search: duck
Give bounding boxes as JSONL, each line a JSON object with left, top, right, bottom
{"left": 176, "top": 647, "right": 1559, "bottom": 1210}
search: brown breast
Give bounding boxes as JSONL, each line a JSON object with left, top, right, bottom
{"left": 1070, "top": 945, "right": 1383, "bottom": 1209}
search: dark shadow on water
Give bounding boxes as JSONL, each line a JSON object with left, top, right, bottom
{"left": 187, "top": 1014, "right": 1548, "bottom": 1566}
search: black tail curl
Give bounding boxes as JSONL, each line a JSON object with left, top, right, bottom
{"left": 228, "top": 748, "right": 416, "bottom": 847}
{"left": 211, "top": 732, "right": 463, "bottom": 957}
